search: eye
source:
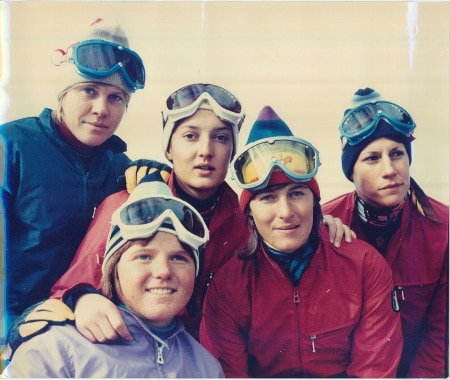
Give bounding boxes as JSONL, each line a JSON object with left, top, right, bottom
{"left": 363, "top": 154, "right": 380, "bottom": 163}
{"left": 214, "top": 134, "right": 230, "bottom": 143}
{"left": 171, "top": 252, "right": 193, "bottom": 263}
{"left": 290, "top": 190, "right": 306, "bottom": 198}
{"left": 82, "top": 86, "right": 97, "bottom": 96}
{"left": 183, "top": 133, "right": 197, "bottom": 141}
{"left": 391, "top": 150, "right": 405, "bottom": 159}
{"left": 256, "top": 193, "right": 276, "bottom": 202}
{"left": 136, "top": 254, "right": 151, "bottom": 261}
{"left": 109, "top": 93, "right": 126, "bottom": 103}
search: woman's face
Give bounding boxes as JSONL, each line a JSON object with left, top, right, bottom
{"left": 249, "top": 183, "right": 314, "bottom": 253}
{"left": 60, "top": 83, "right": 127, "bottom": 147}
{"left": 115, "top": 232, "right": 196, "bottom": 328}
{"left": 167, "top": 109, "right": 233, "bottom": 199}
{"left": 352, "top": 137, "right": 410, "bottom": 208}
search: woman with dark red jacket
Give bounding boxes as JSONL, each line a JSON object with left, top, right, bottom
{"left": 200, "top": 106, "right": 403, "bottom": 378}
{"left": 322, "top": 88, "right": 448, "bottom": 378}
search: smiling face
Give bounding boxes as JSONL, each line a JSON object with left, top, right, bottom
{"left": 352, "top": 137, "right": 410, "bottom": 208}
{"left": 60, "top": 83, "right": 127, "bottom": 147}
{"left": 249, "top": 183, "right": 314, "bottom": 253}
{"left": 166, "top": 109, "right": 233, "bottom": 199}
{"left": 115, "top": 231, "right": 196, "bottom": 328}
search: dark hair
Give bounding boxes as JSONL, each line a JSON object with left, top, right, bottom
{"left": 238, "top": 194, "right": 323, "bottom": 258}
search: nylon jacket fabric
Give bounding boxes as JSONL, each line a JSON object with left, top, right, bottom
{"left": 322, "top": 192, "right": 449, "bottom": 378}
{"left": 8, "top": 307, "right": 223, "bottom": 378}
{"left": 0, "top": 108, "right": 130, "bottom": 318}
{"left": 200, "top": 226, "right": 403, "bottom": 378}
{"left": 51, "top": 171, "right": 249, "bottom": 338}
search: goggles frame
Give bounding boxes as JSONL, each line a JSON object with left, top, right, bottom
{"left": 339, "top": 100, "right": 416, "bottom": 147}
{"left": 230, "top": 136, "right": 321, "bottom": 191}
{"left": 103, "top": 195, "right": 209, "bottom": 275}
{"left": 68, "top": 39, "right": 146, "bottom": 91}
{"left": 162, "top": 85, "right": 245, "bottom": 130}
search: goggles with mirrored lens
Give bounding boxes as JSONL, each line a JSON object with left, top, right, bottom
{"left": 162, "top": 83, "right": 245, "bottom": 129}
{"left": 68, "top": 39, "right": 145, "bottom": 91}
{"left": 339, "top": 101, "right": 416, "bottom": 147}
{"left": 104, "top": 196, "right": 209, "bottom": 275}
{"left": 230, "top": 137, "right": 321, "bottom": 190}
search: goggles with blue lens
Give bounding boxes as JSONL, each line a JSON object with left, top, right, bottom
{"left": 103, "top": 195, "right": 209, "bottom": 276}
{"left": 57, "top": 39, "right": 145, "bottom": 91}
{"left": 230, "top": 136, "right": 321, "bottom": 191}
{"left": 162, "top": 83, "right": 245, "bottom": 129}
{"left": 339, "top": 101, "right": 416, "bottom": 147}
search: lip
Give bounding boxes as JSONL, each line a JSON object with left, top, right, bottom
{"left": 275, "top": 225, "right": 300, "bottom": 231}
{"left": 146, "top": 287, "right": 176, "bottom": 295}
{"left": 86, "top": 122, "right": 109, "bottom": 129}
{"left": 380, "top": 183, "right": 402, "bottom": 190}
{"left": 194, "top": 163, "right": 216, "bottom": 171}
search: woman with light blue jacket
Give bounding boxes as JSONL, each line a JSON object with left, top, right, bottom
{"left": 6, "top": 173, "right": 223, "bottom": 378}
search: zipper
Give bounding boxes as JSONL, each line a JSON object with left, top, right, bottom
{"left": 293, "top": 287, "right": 300, "bottom": 303}
{"left": 310, "top": 335, "right": 316, "bottom": 353}
{"left": 156, "top": 343, "right": 164, "bottom": 364}
{"left": 396, "top": 286, "right": 405, "bottom": 300}
{"left": 206, "top": 272, "right": 215, "bottom": 287}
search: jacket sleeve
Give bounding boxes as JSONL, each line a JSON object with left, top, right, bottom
{"left": 347, "top": 248, "right": 404, "bottom": 378}
{"left": 408, "top": 246, "right": 449, "bottom": 378}
{"left": 50, "top": 191, "right": 129, "bottom": 301}
{"left": 200, "top": 267, "right": 250, "bottom": 378}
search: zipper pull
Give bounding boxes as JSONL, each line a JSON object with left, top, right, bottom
{"left": 156, "top": 344, "right": 164, "bottom": 364}
{"left": 206, "top": 272, "right": 215, "bottom": 287}
{"left": 293, "top": 288, "right": 299, "bottom": 303}
{"left": 398, "top": 286, "right": 405, "bottom": 300}
{"left": 391, "top": 289, "right": 400, "bottom": 312}
{"left": 310, "top": 335, "right": 316, "bottom": 353}
{"left": 92, "top": 207, "right": 97, "bottom": 219}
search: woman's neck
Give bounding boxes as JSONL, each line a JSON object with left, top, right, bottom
{"left": 54, "top": 118, "right": 96, "bottom": 156}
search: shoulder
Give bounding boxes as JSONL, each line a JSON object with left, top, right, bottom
{"left": 322, "top": 192, "right": 354, "bottom": 212}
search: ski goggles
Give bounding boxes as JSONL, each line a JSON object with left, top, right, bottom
{"left": 339, "top": 101, "right": 416, "bottom": 147}
{"left": 230, "top": 137, "right": 321, "bottom": 190}
{"left": 103, "top": 196, "right": 209, "bottom": 276}
{"left": 61, "top": 39, "right": 145, "bottom": 91}
{"left": 162, "top": 83, "right": 245, "bottom": 129}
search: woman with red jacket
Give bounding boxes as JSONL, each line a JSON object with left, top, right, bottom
{"left": 322, "top": 88, "right": 449, "bottom": 378}
{"left": 200, "top": 106, "right": 403, "bottom": 378}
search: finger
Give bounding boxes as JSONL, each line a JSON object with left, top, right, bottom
{"left": 344, "top": 226, "right": 353, "bottom": 243}
{"left": 125, "top": 166, "right": 138, "bottom": 194}
{"left": 160, "top": 170, "right": 171, "bottom": 184}
{"left": 107, "top": 312, "right": 133, "bottom": 342}
{"left": 77, "top": 325, "right": 99, "bottom": 344}
{"left": 19, "top": 321, "right": 48, "bottom": 338}
{"left": 32, "top": 299, "right": 75, "bottom": 320}
{"left": 136, "top": 166, "right": 148, "bottom": 185}
{"left": 25, "top": 310, "right": 68, "bottom": 323}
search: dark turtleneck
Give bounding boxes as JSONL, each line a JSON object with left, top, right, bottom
{"left": 356, "top": 196, "right": 404, "bottom": 256}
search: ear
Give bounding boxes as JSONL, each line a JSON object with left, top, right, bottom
{"left": 166, "top": 146, "right": 173, "bottom": 161}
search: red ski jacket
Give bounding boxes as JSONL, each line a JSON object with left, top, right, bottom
{"left": 322, "top": 191, "right": 449, "bottom": 378}
{"left": 200, "top": 227, "right": 403, "bottom": 378}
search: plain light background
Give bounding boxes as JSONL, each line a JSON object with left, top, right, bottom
{"left": 1, "top": 1, "right": 449, "bottom": 205}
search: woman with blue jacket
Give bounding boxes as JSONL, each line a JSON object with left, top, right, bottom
{"left": 0, "top": 17, "right": 145, "bottom": 325}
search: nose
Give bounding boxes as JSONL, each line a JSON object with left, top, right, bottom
{"left": 380, "top": 156, "right": 396, "bottom": 177}
{"left": 91, "top": 96, "right": 109, "bottom": 118}
{"left": 198, "top": 136, "right": 213, "bottom": 158}
{"left": 277, "top": 196, "right": 294, "bottom": 219}
{"left": 152, "top": 257, "right": 172, "bottom": 280}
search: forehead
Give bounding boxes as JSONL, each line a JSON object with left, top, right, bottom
{"left": 360, "top": 137, "right": 406, "bottom": 152}
{"left": 175, "top": 109, "right": 232, "bottom": 132}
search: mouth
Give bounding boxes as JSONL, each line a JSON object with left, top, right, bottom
{"left": 86, "top": 122, "right": 108, "bottom": 129}
{"left": 146, "top": 288, "right": 175, "bottom": 295}
{"left": 275, "top": 225, "right": 300, "bottom": 231}
{"left": 380, "top": 183, "right": 402, "bottom": 190}
{"left": 194, "top": 164, "right": 215, "bottom": 171}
